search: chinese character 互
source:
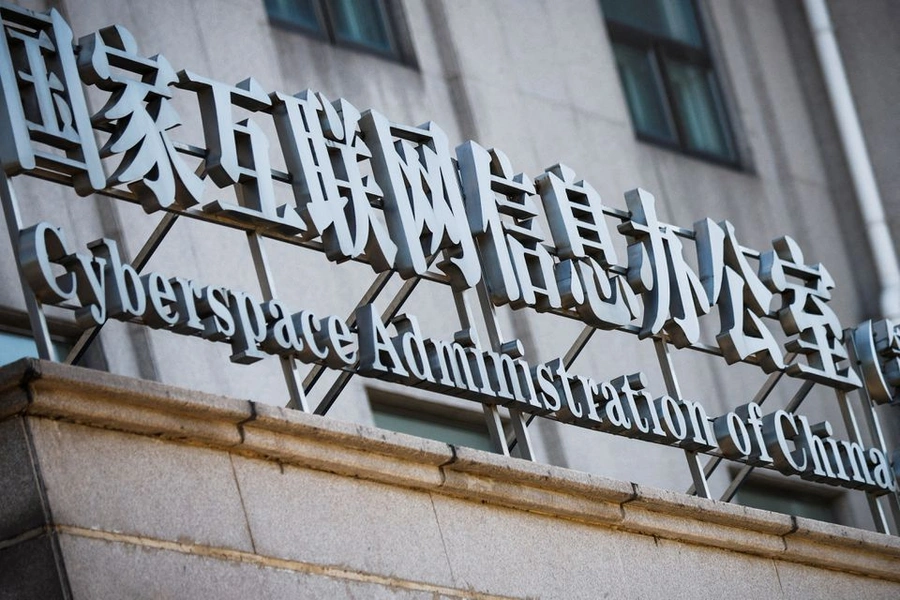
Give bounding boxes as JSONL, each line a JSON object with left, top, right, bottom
{"left": 178, "top": 72, "right": 305, "bottom": 235}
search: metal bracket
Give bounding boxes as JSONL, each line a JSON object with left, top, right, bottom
{"left": 1, "top": 171, "right": 56, "bottom": 360}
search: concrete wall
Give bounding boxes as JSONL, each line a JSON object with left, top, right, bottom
{"left": 1, "top": 359, "right": 899, "bottom": 599}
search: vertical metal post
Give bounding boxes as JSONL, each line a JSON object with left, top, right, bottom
{"left": 0, "top": 171, "right": 56, "bottom": 360}
{"left": 246, "top": 231, "right": 309, "bottom": 412}
{"left": 855, "top": 392, "right": 900, "bottom": 533}
{"left": 654, "top": 336, "right": 711, "bottom": 499}
{"left": 451, "top": 287, "right": 512, "bottom": 458}
{"left": 473, "top": 281, "right": 534, "bottom": 460}
{"left": 835, "top": 388, "right": 892, "bottom": 533}
{"left": 845, "top": 336, "right": 900, "bottom": 533}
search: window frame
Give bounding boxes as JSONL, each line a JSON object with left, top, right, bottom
{"left": 732, "top": 474, "right": 845, "bottom": 526}
{"left": 265, "top": 0, "right": 414, "bottom": 65}
{"left": 603, "top": 0, "right": 741, "bottom": 168}
{"left": 0, "top": 307, "right": 106, "bottom": 369}
{"left": 367, "top": 387, "right": 500, "bottom": 452}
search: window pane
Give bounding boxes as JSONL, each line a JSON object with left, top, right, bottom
{"left": 371, "top": 404, "right": 494, "bottom": 451}
{"left": 736, "top": 484, "right": 838, "bottom": 524}
{"left": 265, "top": 0, "right": 321, "bottom": 31}
{"left": 613, "top": 43, "right": 676, "bottom": 143}
{"left": 329, "top": 0, "right": 393, "bottom": 53}
{"left": 601, "top": 0, "right": 703, "bottom": 48}
{"left": 664, "top": 58, "right": 735, "bottom": 160}
{"left": 0, "top": 330, "right": 70, "bottom": 366}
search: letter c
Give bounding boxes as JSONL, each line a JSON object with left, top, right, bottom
{"left": 19, "top": 222, "right": 77, "bottom": 303}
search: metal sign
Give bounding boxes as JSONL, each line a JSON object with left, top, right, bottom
{"left": 1, "top": 3, "right": 898, "bottom": 531}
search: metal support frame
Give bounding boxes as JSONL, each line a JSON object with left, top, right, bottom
{"left": 312, "top": 274, "right": 422, "bottom": 415}
{"left": 718, "top": 379, "right": 815, "bottom": 502}
{"left": 845, "top": 336, "right": 900, "bottom": 533}
{"left": 300, "top": 270, "right": 393, "bottom": 397}
{"left": 860, "top": 409, "right": 900, "bottom": 533}
{"left": 247, "top": 232, "right": 309, "bottom": 412}
{"left": 448, "top": 286, "right": 509, "bottom": 457}
{"left": 3, "top": 118, "right": 896, "bottom": 532}
{"left": 0, "top": 171, "right": 55, "bottom": 360}
{"left": 508, "top": 324, "right": 596, "bottom": 451}
{"left": 64, "top": 211, "right": 180, "bottom": 365}
{"left": 834, "top": 388, "right": 893, "bottom": 533}
{"left": 653, "top": 336, "right": 711, "bottom": 499}
{"left": 686, "top": 352, "right": 798, "bottom": 497}
{"left": 472, "top": 280, "right": 535, "bottom": 460}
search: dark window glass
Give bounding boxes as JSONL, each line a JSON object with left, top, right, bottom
{"left": 664, "top": 57, "right": 735, "bottom": 158}
{"left": 612, "top": 43, "right": 677, "bottom": 144}
{"left": 330, "top": 0, "right": 392, "bottom": 53}
{"left": 736, "top": 482, "right": 839, "bottom": 524}
{"left": 265, "top": 0, "right": 401, "bottom": 60}
{"left": 264, "top": 0, "right": 320, "bottom": 32}
{"left": 601, "top": 0, "right": 738, "bottom": 164}
{"left": 369, "top": 392, "right": 495, "bottom": 452}
{"left": 602, "top": 0, "right": 703, "bottom": 47}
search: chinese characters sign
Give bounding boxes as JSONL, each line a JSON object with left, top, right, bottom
{"left": 1, "top": 4, "right": 898, "bottom": 498}
{"left": 0, "top": 4, "right": 886, "bottom": 396}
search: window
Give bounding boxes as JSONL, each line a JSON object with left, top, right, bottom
{"left": 600, "top": 0, "right": 738, "bottom": 164}
{"left": 369, "top": 390, "right": 496, "bottom": 452}
{"left": 0, "top": 328, "right": 71, "bottom": 366}
{"left": 735, "top": 481, "right": 841, "bottom": 525}
{"left": 265, "top": 0, "right": 407, "bottom": 61}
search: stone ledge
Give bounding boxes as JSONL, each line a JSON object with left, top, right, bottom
{"left": 0, "top": 358, "right": 251, "bottom": 448}
{"left": 1, "top": 359, "right": 899, "bottom": 583}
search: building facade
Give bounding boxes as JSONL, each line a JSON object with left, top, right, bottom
{"left": 1, "top": 0, "right": 899, "bottom": 597}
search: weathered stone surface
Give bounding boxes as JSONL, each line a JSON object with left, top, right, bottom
{"left": 618, "top": 483, "right": 794, "bottom": 556}
{"left": 625, "top": 537, "right": 783, "bottom": 600}
{"left": 774, "top": 558, "right": 900, "bottom": 600}
{"left": 448, "top": 444, "right": 635, "bottom": 502}
{"left": 431, "top": 493, "right": 631, "bottom": 599}
{"left": 30, "top": 419, "right": 254, "bottom": 553}
{"left": 230, "top": 454, "right": 456, "bottom": 588}
{"left": 240, "top": 402, "right": 452, "bottom": 490}
{"left": 247, "top": 401, "right": 454, "bottom": 465}
{"left": 0, "top": 533, "right": 66, "bottom": 600}
{"left": 58, "top": 533, "right": 472, "bottom": 600}
{"left": 781, "top": 515, "right": 900, "bottom": 580}
{"left": 0, "top": 358, "right": 253, "bottom": 448}
{"left": 629, "top": 484, "right": 795, "bottom": 534}
{"left": 0, "top": 417, "right": 45, "bottom": 542}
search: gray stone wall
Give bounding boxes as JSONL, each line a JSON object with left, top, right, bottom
{"left": 1, "top": 360, "right": 898, "bottom": 599}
